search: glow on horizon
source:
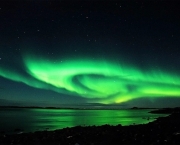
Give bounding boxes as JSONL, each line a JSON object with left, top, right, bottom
{"left": 0, "top": 55, "right": 180, "bottom": 104}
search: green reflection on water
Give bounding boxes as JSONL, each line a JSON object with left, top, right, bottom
{"left": 31, "top": 109, "right": 167, "bottom": 131}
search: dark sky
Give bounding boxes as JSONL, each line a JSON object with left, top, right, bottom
{"left": 0, "top": 0, "right": 180, "bottom": 108}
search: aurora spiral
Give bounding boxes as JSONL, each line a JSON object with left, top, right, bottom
{"left": 2, "top": 53, "right": 180, "bottom": 105}
{"left": 0, "top": 54, "right": 180, "bottom": 104}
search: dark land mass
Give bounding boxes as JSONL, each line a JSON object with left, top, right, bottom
{"left": 0, "top": 106, "right": 156, "bottom": 110}
{"left": 149, "top": 107, "right": 180, "bottom": 114}
{"left": 0, "top": 108, "right": 180, "bottom": 145}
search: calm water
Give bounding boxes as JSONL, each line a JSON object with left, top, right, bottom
{"left": 0, "top": 108, "right": 168, "bottom": 134}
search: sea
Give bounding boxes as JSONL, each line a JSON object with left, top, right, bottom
{"left": 0, "top": 108, "right": 168, "bottom": 134}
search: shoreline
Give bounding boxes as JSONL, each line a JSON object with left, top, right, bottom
{"left": 0, "top": 108, "right": 180, "bottom": 144}
{"left": 0, "top": 107, "right": 167, "bottom": 134}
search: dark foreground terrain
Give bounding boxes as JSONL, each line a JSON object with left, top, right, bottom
{"left": 0, "top": 108, "right": 180, "bottom": 145}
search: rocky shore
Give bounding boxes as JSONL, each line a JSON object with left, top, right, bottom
{"left": 0, "top": 108, "right": 180, "bottom": 145}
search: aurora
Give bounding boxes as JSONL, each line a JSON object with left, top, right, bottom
{"left": 1, "top": 54, "right": 180, "bottom": 105}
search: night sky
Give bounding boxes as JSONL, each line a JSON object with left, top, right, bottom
{"left": 0, "top": 0, "right": 180, "bottom": 108}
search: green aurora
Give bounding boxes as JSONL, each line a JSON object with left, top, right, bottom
{"left": 1, "top": 55, "right": 180, "bottom": 104}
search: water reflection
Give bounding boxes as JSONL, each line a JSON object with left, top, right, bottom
{"left": 0, "top": 108, "right": 167, "bottom": 133}
{"left": 32, "top": 109, "right": 167, "bottom": 131}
